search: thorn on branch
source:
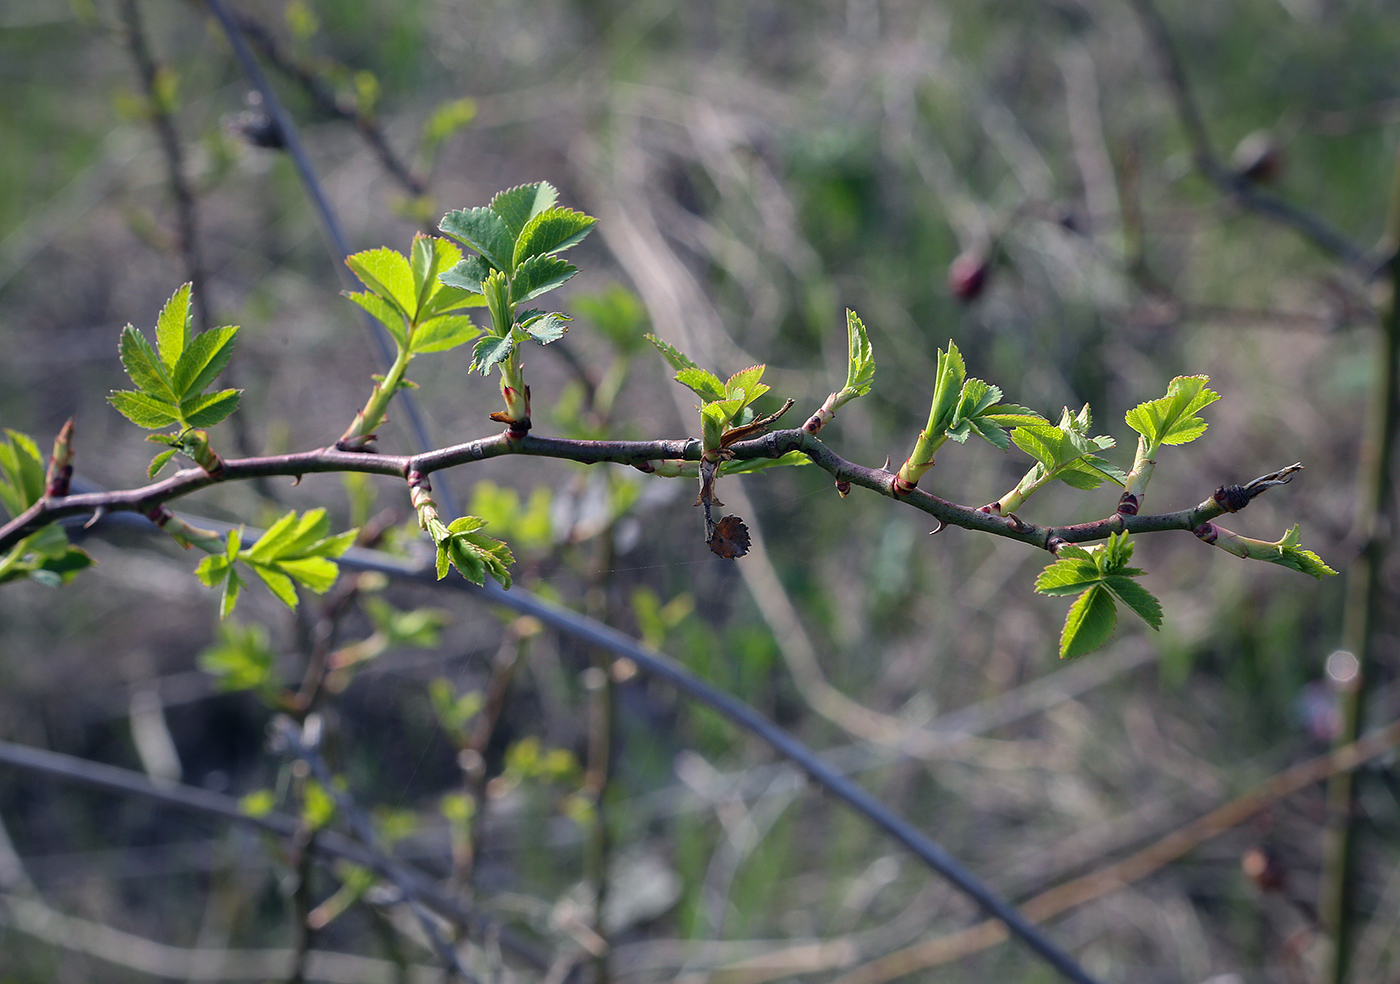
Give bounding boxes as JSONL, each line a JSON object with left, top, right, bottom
{"left": 928, "top": 518, "right": 946, "bottom": 536}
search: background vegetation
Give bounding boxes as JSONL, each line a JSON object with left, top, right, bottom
{"left": 1, "top": 0, "right": 1397, "bottom": 981}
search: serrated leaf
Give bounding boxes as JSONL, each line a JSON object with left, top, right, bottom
{"left": 490, "top": 182, "right": 558, "bottom": 238}
{"left": 519, "top": 312, "right": 569, "bottom": 345}
{"left": 967, "top": 416, "right": 1012, "bottom": 450}
{"left": 155, "top": 283, "right": 193, "bottom": 371}
{"left": 346, "top": 291, "right": 408, "bottom": 348}
{"left": 470, "top": 334, "right": 515, "bottom": 374}
{"left": 512, "top": 207, "right": 596, "bottom": 267}
{"left": 439, "top": 255, "right": 494, "bottom": 295}
{"left": 147, "top": 447, "right": 179, "bottom": 478}
{"left": 1060, "top": 585, "right": 1118, "bottom": 658}
{"left": 1034, "top": 556, "right": 1103, "bottom": 595}
{"left": 1102, "top": 575, "right": 1163, "bottom": 629}
{"left": 1012, "top": 424, "right": 1064, "bottom": 471}
{"left": 675, "top": 367, "right": 727, "bottom": 401}
{"left": 843, "top": 309, "right": 874, "bottom": 396}
{"left": 109, "top": 389, "right": 181, "bottom": 429}
{"left": 409, "top": 234, "right": 457, "bottom": 318}
{"left": 180, "top": 389, "right": 242, "bottom": 428}
{"left": 1125, "top": 375, "right": 1220, "bottom": 449}
{"left": 954, "top": 378, "right": 1002, "bottom": 423}
{"left": 646, "top": 334, "right": 700, "bottom": 373}
{"left": 1270, "top": 525, "right": 1339, "bottom": 577}
{"left": 171, "top": 324, "right": 239, "bottom": 399}
{"left": 346, "top": 247, "right": 416, "bottom": 320}
{"left": 276, "top": 555, "right": 341, "bottom": 594}
{"left": 249, "top": 563, "right": 299, "bottom": 608}
{"left": 0, "top": 430, "right": 45, "bottom": 516}
{"left": 439, "top": 207, "right": 513, "bottom": 272}
{"left": 719, "top": 451, "right": 811, "bottom": 475}
{"left": 725, "top": 365, "right": 768, "bottom": 405}
{"left": 420, "top": 284, "right": 485, "bottom": 320}
{"left": 119, "top": 325, "right": 176, "bottom": 401}
{"left": 510, "top": 253, "right": 577, "bottom": 304}
{"left": 412, "top": 314, "right": 479, "bottom": 354}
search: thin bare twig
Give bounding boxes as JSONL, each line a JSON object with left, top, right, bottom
{"left": 1125, "top": 0, "right": 1376, "bottom": 275}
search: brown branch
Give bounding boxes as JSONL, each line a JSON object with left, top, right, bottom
{"left": 2, "top": 424, "right": 1268, "bottom": 559}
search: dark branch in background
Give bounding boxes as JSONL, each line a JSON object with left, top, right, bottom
{"left": 0, "top": 738, "right": 550, "bottom": 971}
{"left": 1125, "top": 0, "right": 1378, "bottom": 276}
{"left": 224, "top": 9, "right": 427, "bottom": 198}
{"left": 117, "top": 0, "right": 210, "bottom": 332}
{"left": 0, "top": 426, "right": 1285, "bottom": 555}
{"left": 272, "top": 717, "right": 478, "bottom": 983}
{"left": 197, "top": 0, "right": 456, "bottom": 514}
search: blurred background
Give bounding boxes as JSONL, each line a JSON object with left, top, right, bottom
{"left": 1, "top": 0, "right": 1398, "bottom": 981}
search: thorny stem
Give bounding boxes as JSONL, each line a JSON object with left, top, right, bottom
{"left": 2, "top": 427, "right": 1279, "bottom": 559}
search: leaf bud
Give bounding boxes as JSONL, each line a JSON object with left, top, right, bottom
{"left": 947, "top": 250, "right": 990, "bottom": 302}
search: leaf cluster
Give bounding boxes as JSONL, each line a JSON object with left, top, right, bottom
{"left": 0, "top": 430, "right": 93, "bottom": 586}
{"left": 1035, "top": 532, "right": 1163, "bottom": 659}
{"left": 346, "top": 235, "right": 483, "bottom": 357}
{"left": 438, "top": 181, "right": 595, "bottom": 375}
{"left": 195, "top": 509, "right": 357, "bottom": 618}
{"left": 107, "top": 284, "right": 242, "bottom": 477}
{"left": 645, "top": 335, "right": 774, "bottom": 452}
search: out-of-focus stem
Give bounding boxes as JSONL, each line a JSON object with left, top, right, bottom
{"left": 1318, "top": 143, "right": 1400, "bottom": 984}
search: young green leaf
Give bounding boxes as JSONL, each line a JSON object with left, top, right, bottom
{"left": 118, "top": 324, "right": 177, "bottom": 401}
{"left": 439, "top": 255, "right": 494, "bottom": 295}
{"left": 490, "top": 182, "right": 559, "bottom": 238}
{"left": 0, "top": 430, "right": 47, "bottom": 517}
{"left": 725, "top": 365, "right": 769, "bottom": 407}
{"left": 512, "top": 207, "right": 596, "bottom": 268}
{"left": 843, "top": 309, "right": 874, "bottom": 398}
{"left": 439, "top": 207, "right": 514, "bottom": 273}
{"left": 346, "top": 290, "right": 408, "bottom": 347}
{"left": 180, "top": 389, "right": 242, "bottom": 428}
{"left": 411, "top": 314, "right": 480, "bottom": 355}
{"left": 1126, "top": 375, "right": 1220, "bottom": 450}
{"left": 346, "top": 247, "right": 417, "bottom": 322}
{"left": 1059, "top": 584, "right": 1118, "bottom": 659}
{"left": 674, "top": 367, "right": 728, "bottom": 402}
{"left": 470, "top": 334, "right": 515, "bottom": 375}
{"left": 147, "top": 447, "right": 179, "bottom": 478}
{"left": 510, "top": 253, "right": 577, "bottom": 304}
{"left": 646, "top": 334, "right": 701, "bottom": 373}
{"left": 171, "top": 325, "right": 239, "bottom": 399}
{"left": 109, "top": 390, "right": 182, "bottom": 429}
{"left": 155, "top": 282, "right": 193, "bottom": 370}
{"left": 517, "top": 312, "right": 569, "bottom": 345}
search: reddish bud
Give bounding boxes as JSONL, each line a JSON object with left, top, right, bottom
{"left": 1231, "top": 130, "right": 1283, "bottom": 184}
{"left": 948, "top": 250, "right": 990, "bottom": 302}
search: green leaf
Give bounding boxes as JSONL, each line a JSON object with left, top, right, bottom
{"left": 1059, "top": 585, "right": 1118, "bottom": 658}
{"left": 180, "top": 388, "right": 242, "bottom": 428}
{"left": 419, "top": 284, "right": 485, "bottom": 320}
{"left": 439, "top": 207, "right": 513, "bottom": 273}
{"left": 1102, "top": 575, "right": 1163, "bottom": 629}
{"left": 718, "top": 451, "right": 811, "bottom": 475}
{"left": 155, "top": 283, "right": 193, "bottom": 371}
{"left": 171, "top": 324, "right": 239, "bottom": 399}
{"left": 346, "top": 247, "right": 416, "bottom": 321}
{"left": 518, "top": 312, "right": 569, "bottom": 345}
{"left": 345, "top": 291, "right": 408, "bottom": 348}
{"left": 982, "top": 405, "right": 1047, "bottom": 429}
{"left": 1271, "top": 525, "right": 1340, "bottom": 578}
{"left": 675, "top": 367, "right": 727, "bottom": 401}
{"left": 1033, "top": 555, "right": 1103, "bottom": 595}
{"left": 438, "top": 255, "right": 494, "bottom": 295}
{"left": 1125, "top": 375, "right": 1220, "bottom": 449}
{"left": 1011, "top": 423, "right": 1063, "bottom": 470}
{"left": 510, "top": 253, "right": 577, "bottom": 304}
{"left": 470, "top": 334, "right": 515, "bottom": 375}
{"left": 646, "top": 334, "right": 701, "bottom": 373}
{"left": 843, "top": 309, "right": 874, "bottom": 397}
{"left": 118, "top": 325, "right": 176, "bottom": 401}
{"left": 275, "top": 555, "right": 342, "bottom": 594}
{"left": 411, "top": 314, "right": 479, "bottom": 354}
{"left": 147, "top": 447, "right": 179, "bottom": 478}
{"left": 480, "top": 269, "right": 513, "bottom": 339}
{"left": 421, "top": 97, "right": 477, "bottom": 155}
{"left": 490, "top": 182, "right": 558, "bottom": 238}
{"left": 725, "top": 365, "right": 769, "bottom": 406}
{"left": 249, "top": 562, "right": 299, "bottom": 608}
{"left": 0, "top": 430, "right": 45, "bottom": 517}
{"left": 108, "top": 390, "right": 181, "bottom": 429}
{"left": 512, "top": 207, "right": 596, "bottom": 267}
